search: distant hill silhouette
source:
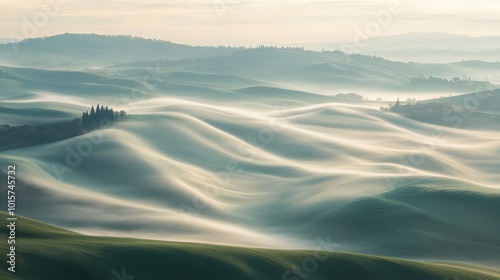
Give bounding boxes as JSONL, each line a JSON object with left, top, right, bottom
{"left": 1, "top": 34, "right": 498, "bottom": 95}
{"left": 345, "top": 32, "right": 500, "bottom": 63}
{"left": 0, "top": 33, "right": 237, "bottom": 67}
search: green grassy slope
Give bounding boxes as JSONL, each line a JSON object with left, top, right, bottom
{"left": 1, "top": 212, "right": 499, "bottom": 280}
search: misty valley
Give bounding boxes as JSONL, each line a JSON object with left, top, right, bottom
{"left": 1, "top": 33, "right": 499, "bottom": 280}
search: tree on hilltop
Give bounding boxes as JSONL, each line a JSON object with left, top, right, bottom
{"left": 82, "top": 104, "right": 119, "bottom": 130}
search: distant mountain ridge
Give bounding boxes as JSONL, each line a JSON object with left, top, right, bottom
{"left": 342, "top": 32, "right": 500, "bottom": 63}
{"left": 363, "top": 32, "right": 500, "bottom": 52}
{"left": 292, "top": 32, "right": 500, "bottom": 63}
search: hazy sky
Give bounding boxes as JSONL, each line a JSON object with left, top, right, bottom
{"left": 2, "top": 0, "right": 499, "bottom": 45}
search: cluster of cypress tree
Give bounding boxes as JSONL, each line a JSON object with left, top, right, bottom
{"left": 82, "top": 105, "right": 114, "bottom": 129}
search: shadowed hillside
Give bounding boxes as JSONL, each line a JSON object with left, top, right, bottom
{"left": 0, "top": 119, "right": 83, "bottom": 151}
{"left": 385, "top": 89, "right": 500, "bottom": 128}
{"left": 0, "top": 212, "right": 499, "bottom": 280}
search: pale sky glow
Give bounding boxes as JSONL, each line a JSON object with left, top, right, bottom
{"left": 2, "top": 0, "right": 499, "bottom": 45}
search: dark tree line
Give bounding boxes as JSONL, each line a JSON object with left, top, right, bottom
{"left": 0, "top": 119, "right": 83, "bottom": 151}
{"left": 82, "top": 104, "right": 115, "bottom": 129}
{"left": 0, "top": 104, "right": 129, "bottom": 151}
{"left": 82, "top": 104, "right": 128, "bottom": 130}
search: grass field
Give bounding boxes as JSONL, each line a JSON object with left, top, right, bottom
{"left": 1, "top": 212, "right": 499, "bottom": 280}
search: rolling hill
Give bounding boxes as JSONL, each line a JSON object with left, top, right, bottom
{"left": 1, "top": 212, "right": 499, "bottom": 280}
{"left": 1, "top": 66, "right": 500, "bottom": 268}
{"left": 1, "top": 34, "right": 499, "bottom": 97}
{"left": 1, "top": 34, "right": 500, "bottom": 278}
